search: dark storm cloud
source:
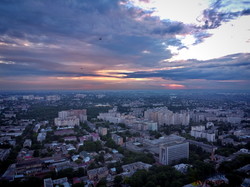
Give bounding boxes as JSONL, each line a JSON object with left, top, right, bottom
{"left": 152, "top": 22, "right": 186, "bottom": 35}
{"left": 0, "top": 0, "right": 120, "bottom": 39}
{"left": 0, "top": 57, "right": 101, "bottom": 78}
{"left": 242, "top": 8, "right": 250, "bottom": 15}
{"left": 200, "top": 0, "right": 250, "bottom": 29}
{"left": 0, "top": 0, "right": 249, "bottom": 91}
{"left": 0, "top": 0, "right": 194, "bottom": 78}
{"left": 122, "top": 53, "right": 250, "bottom": 81}
{"left": 0, "top": 0, "right": 190, "bottom": 42}
{"left": 96, "top": 35, "right": 172, "bottom": 67}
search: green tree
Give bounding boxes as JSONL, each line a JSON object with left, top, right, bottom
{"left": 97, "top": 177, "right": 107, "bottom": 187}
{"left": 82, "top": 141, "right": 102, "bottom": 152}
{"left": 57, "top": 168, "right": 74, "bottom": 178}
{"left": 114, "top": 175, "right": 123, "bottom": 186}
{"left": 105, "top": 139, "right": 118, "bottom": 149}
{"left": 226, "top": 172, "right": 243, "bottom": 187}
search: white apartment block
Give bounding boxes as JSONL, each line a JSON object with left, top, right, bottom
{"left": 144, "top": 107, "right": 190, "bottom": 126}
{"left": 97, "top": 107, "right": 123, "bottom": 124}
{"left": 190, "top": 125, "right": 216, "bottom": 142}
{"left": 54, "top": 116, "right": 80, "bottom": 127}
{"left": 191, "top": 126, "right": 205, "bottom": 131}
{"left": 55, "top": 109, "right": 87, "bottom": 128}
{"left": 58, "top": 109, "right": 87, "bottom": 123}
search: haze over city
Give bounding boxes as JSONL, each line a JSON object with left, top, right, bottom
{"left": 0, "top": 0, "right": 250, "bottom": 90}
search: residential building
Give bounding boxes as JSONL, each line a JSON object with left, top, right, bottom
{"left": 23, "top": 139, "right": 32, "bottom": 148}
{"left": 87, "top": 167, "right": 109, "bottom": 181}
{"left": 58, "top": 109, "right": 87, "bottom": 122}
{"left": 122, "top": 161, "right": 152, "bottom": 176}
{"left": 54, "top": 116, "right": 80, "bottom": 127}
{"left": 37, "top": 132, "right": 46, "bottom": 142}
{"left": 190, "top": 125, "right": 216, "bottom": 142}
{"left": 98, "top": 127, "right": 108, "bottom": 136}
{"left": 97, "top": 107, "right": 123, "bottom": 124}
{"left": 111, "top": 134, "right": 123, "bottom": 145}
{"left": 144, "top": 107, "right": 190, "bottom": 126}
{"left": 0, "top": 148, "right": 11, "bottom": 161}
{"left": 64, "top": 136, "right": 77, "bottom": 142}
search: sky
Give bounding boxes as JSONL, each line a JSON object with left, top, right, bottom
{"left": 0, "top": 0, "right": 250, "bottom": 90}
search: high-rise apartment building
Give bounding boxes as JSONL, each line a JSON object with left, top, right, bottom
{"left": 144, "top": 107, "right": 190, "bottom": 126}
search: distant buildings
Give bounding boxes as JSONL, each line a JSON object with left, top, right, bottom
{"left": 23, "top": 95, "right": 34, "bottom": 100}
{"left": 97, "top": 107, "right": 122, "bottom": 124}
{"left": 190, "top": 108, "right": 244, "bottom": 124}
{"left": 58, "top": 109, "right": 87, "bottom": 122}
{"left": 127, "top": 120, "right": 158, "bottom": 131}
{"left": 54, "top": 109, "right": 87, "bottom": 127}
{"left": 98, "top": 107, "right": 159, "bottom": 131}
{"left": 46, "top": 95, "right": 61, "bottom": 101}
{"left": 144, "top": 107, "right": 190, "bottom": 126}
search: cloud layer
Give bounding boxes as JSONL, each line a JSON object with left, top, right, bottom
{"left": 0, "top": 0, "right": 250, "bottom": 90}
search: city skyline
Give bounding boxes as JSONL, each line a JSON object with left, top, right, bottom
{"left": 0, "top": 0, "right": 250, "bottom": 90}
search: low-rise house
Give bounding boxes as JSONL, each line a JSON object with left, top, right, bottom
{"left": 122, "top": 162, "right": 152, "bottom": 177}
{"left": 79, "top": 151, "right": 92, "bottom": 163}
{"left": 23, "top": 139, "right": 32, "bottom": 148}
{"left": 222, "top": 138, "right": 234, "bottom": 145}
{"left": 79, "top": 135, "right": 92, "bottom": 143}
{"left": 87, "top": 166, "right": 109, "bottom": 181}
{"left": 206, "top": 175, "right": 229, "bottom": 186}
{"left": 37, "top": 132, "right": 46, "bottom": 142}
{"left": 173, "top": 163, "right": 191, "bottom": 173}
{"left": 17, "top": 148, "right": 34, "bottom": 161}
{"left": 71, "top": 155, "right": 80, "bottom": 162}
{"left": 44, "top": 177, "right": 70, "bottom": 187}
{"left": 64, "top": 136, "right": 77, "bottom": 142}
{"left": 16, "top": 158, "right": 43, "bottom": 175}
{"left": 91, "top": 133, "right": 100, "bottom": 141}
{"left": 0, "top": 148, "right": 11, "bottom": 161}
{"left": 54, "top": 129, "right": 75, "bottom": 136}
